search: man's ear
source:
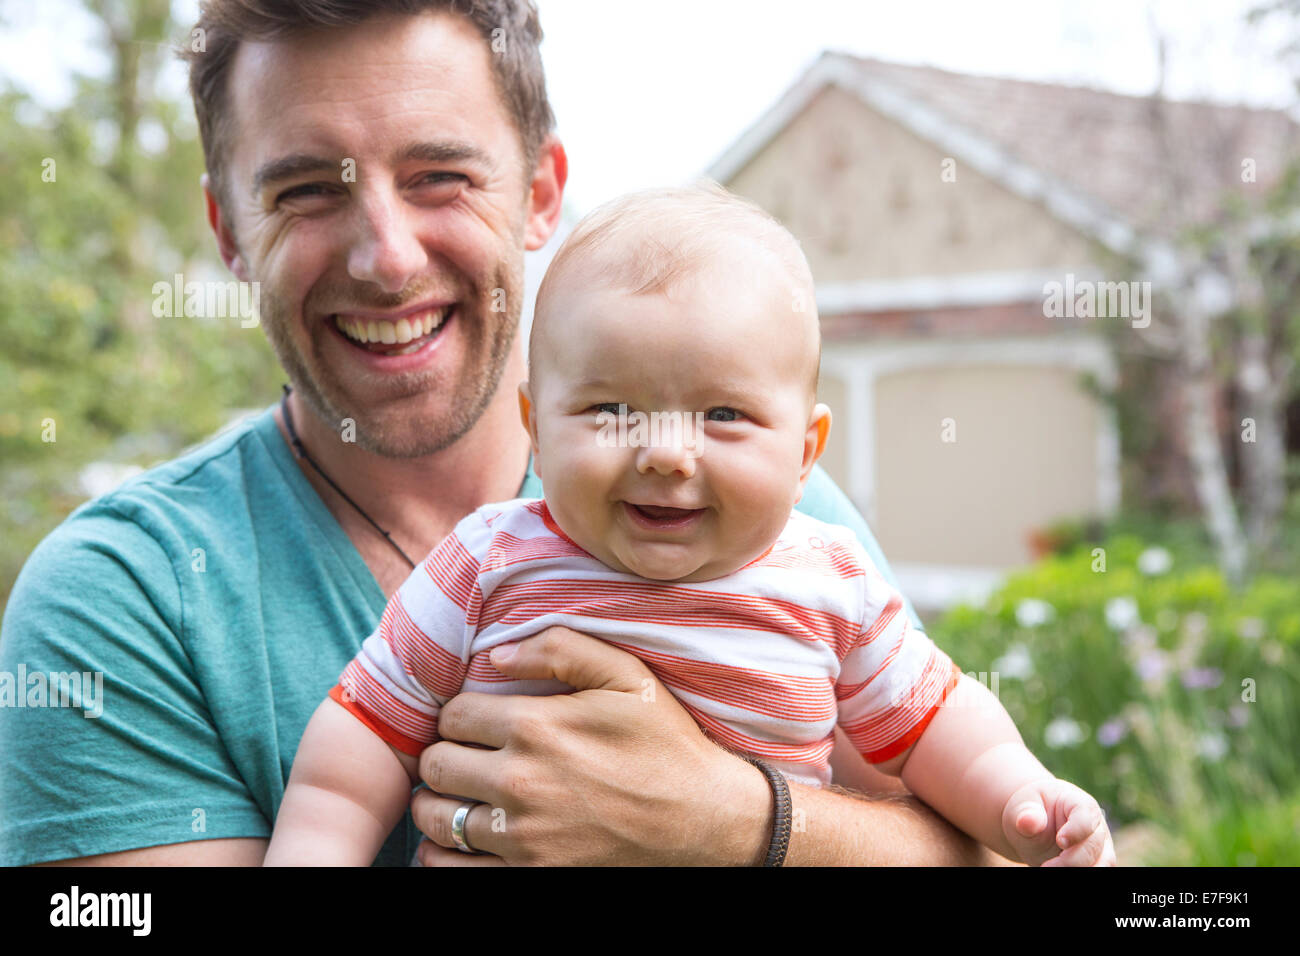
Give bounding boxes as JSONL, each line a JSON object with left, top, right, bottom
{"left": 795, "top": 403, "right": 832, "bottom": 502}
{"left": 518, "top": 381, "right": 541, "bottom": 464}
{"left": 523, "top": 136, "right": 568, "bottom": 252}
{"left": 202, "top": 173, "right": 249, "bottom": 281}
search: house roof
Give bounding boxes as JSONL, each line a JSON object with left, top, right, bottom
{"left": 708, "top": 52, "right": 1299, "bottom": 253}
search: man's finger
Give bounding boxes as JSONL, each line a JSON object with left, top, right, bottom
{"left": 417, "top": 740, "right": 504, "bottom": 808}
{"left": 436, "top": 691, "right": 546, "bottom": 749}
{"left": 415, "top": 838, "right": 506, "bottom": 868}
{"left": 410, "top": 789, "right": 503, "bottom": 857}
{"left": 488, "top": 627, "right": 653, "bottom": 694}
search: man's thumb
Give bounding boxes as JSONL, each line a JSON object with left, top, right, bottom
{"left": 488, "top": 627, "right": 650, "bottom": 693}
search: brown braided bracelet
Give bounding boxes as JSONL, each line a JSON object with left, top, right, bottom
{"left": 742, "top": 755, "right": 791, "bottom": 866}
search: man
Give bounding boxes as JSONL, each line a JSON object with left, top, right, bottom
{"left": 0, "top": 0, "right": 996, "bottom": 866}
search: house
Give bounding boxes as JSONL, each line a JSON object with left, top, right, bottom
{"left": 706, "top": 53, "right": 1298, "bottom": 612}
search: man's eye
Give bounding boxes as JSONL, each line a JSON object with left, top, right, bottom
{"left": 416, "top": 172, "right": 467, "bottom": 188}
{"left": 277, "top": 183, "right": 334, "bottom": 203}
{"left": 705, "top": 407, "right": 742, "bottom": 422}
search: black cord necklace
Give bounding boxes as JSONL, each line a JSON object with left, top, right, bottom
{"left": 279, "top": 384, "right": 417, "bottom": 570}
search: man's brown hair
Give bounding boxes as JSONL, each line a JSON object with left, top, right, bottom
{"left": 181, "top": 0, "right": 555, "bottom": 210}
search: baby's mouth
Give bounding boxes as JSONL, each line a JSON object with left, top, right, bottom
{"left": 624, "top": 502, "right": 705, "bottom": 530}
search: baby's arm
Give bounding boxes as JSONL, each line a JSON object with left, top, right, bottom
{"left": 876, "top": 674, "right": 1111, "bottom": 865}
{"left": 265, "top": 510, "right": 490, "bottom": 865}
{"left": 264, "top": 695, "right": 420, "bottom": 866}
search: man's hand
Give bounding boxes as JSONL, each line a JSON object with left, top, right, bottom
{"left": 1001, "top": 778, "right": 1116, "bottom": 867}
{"left": 411, "top": 627, "right": 770, "bottom": 866}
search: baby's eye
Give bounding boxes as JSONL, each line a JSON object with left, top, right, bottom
{"left": 705, "top": 407, "right": 743, "bottom": 422}
{"left": 591, "top": 402, "right": 625, "bottom": 416}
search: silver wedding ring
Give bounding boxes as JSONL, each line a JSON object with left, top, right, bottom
{"left": 451, "top": 801, "right": 482, "bottom": 854}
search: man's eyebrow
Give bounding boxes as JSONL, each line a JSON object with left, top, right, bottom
{"left": 398, "top": 140, "right": 496, "bottom": 170}
{"left": 252, "top": 154, "right": 337, "bottom": 195}
{"left": 251, "top": 142, "right": 494, "bottom": 197}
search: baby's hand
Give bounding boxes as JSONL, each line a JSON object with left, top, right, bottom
{"left": 1001, "top": 778, "right": 1116, "bottom": 867}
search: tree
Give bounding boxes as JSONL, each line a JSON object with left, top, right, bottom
{"left": 1104, "top": 12, "right": 1300, "bottom": 584}
{"left": 0, "top": 1, "right": 283, "bottom": 605}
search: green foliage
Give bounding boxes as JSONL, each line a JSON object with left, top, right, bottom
{"left": 0, "top": 8, "right": 283, "bottom": 607}
{"left": 1144, "top": 787, "right": 1300, "bottom": 867}
{"left": 929, "top": 533, "right": 1300, "bottom": 864}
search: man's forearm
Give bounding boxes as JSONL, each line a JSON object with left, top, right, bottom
{"left": 780, "top": 782, "right": 1014, "bottom": 866}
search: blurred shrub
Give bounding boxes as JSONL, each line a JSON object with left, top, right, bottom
{"left": 928, "top": 533, "right": 1300, "bottom": 863}
{"left": 0, "top": 78, "right": 283, "bottom": 606}
{"left": 1144, "top": 787, "right": 1300, "bottom": 866}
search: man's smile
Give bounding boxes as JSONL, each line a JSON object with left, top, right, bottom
{"left": 332, "top": 301, "right": 454, "bottom": 353}
{"left": 322, "top": 302, "right": 459, "bottom": 372}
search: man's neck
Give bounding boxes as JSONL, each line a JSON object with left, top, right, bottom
{"left": 275, "top": 349, "right": 532, "bottom": 592}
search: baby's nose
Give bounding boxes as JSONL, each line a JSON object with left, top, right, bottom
{"left": 635, "top": 435, "right": 698, "bottom": 478}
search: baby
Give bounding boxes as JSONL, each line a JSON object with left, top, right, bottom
{"left": 266, "top": 184, "right": 1113, "bottom": 866}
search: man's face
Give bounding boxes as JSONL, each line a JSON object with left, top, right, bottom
{"left": 218, "top": 11, "right": 537, "bottom": 456}
{"left": 526, "top": 257, "right": 825, "bottom": 583}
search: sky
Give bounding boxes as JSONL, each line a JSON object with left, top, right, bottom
{"left": 1, "top": 0, "right": 1296, "bottom": 218}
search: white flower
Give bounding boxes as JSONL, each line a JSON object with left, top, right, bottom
{"left": 1015, "top": 598, "right": 1055, "bottom": 628}
{"left": 1197, "top": 733, "right": 1228, "bottom": 762}
{"left": 1236, "top": 618, "right": 1265, "bottom": 641}
{"left": 1183, "top": 612, "right": 1208, "bottom": 639}
{"left": 992, "top": 644, "right": 1034, "bottom": 680}
{"left": 1044, "top": 717, "right": 1085, "bottom": 749}
{"left": 1137, "top": 547, "right": 1173, "bottom": 575}
{"left": 1105, "top": 597, "right": 1140, "bottom": 631}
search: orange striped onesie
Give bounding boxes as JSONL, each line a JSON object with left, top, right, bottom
{"left": 332, "top": 497, "right": 961, "bottom": 786}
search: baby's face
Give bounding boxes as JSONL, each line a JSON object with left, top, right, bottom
{"left": 522, "top": 261, "right": 828, "bottom": 582}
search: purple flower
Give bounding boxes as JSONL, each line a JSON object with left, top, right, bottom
{"left": 1180, "top": 667, "right": 1223, "bottom": 690}
{"left": 1136, "top": 650, "right": 1168, "bottom": 683}
{"left": 1097, "top": 718, "right": 1127, "bottom": 747}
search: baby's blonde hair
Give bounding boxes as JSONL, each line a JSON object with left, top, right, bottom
{"left": 531, "top": 181, "right": 820, "bottom": 399}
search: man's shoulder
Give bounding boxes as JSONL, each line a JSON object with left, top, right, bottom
{"left": 8, "top": 407, "right": 280, "bottom": 601}
{"left": 89, "top": 406, "right": 278, "bottom": 523}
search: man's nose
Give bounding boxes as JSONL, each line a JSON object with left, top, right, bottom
{"left": 635, "top": 436, "right": 697, "bottom": 479}
{"left": 346, "top": 187, "right": 428, "bottom": 294}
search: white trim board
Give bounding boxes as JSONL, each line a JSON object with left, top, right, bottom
{"left": 816, "top": 268, "right": 1093, "bottom": 315}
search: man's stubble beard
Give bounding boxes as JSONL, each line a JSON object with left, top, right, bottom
{"left": 258, "top": 258, "right": 525, "bottom": 460}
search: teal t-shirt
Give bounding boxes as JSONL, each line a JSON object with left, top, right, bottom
{"left": 0, "top": 404, "right": 922, "bottom": 866}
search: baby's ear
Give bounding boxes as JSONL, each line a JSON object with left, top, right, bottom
{"left": 518, "top": 382, "right": 541, "bottom": 457}
{"left": 796, "top": 403, "right": 832, "bottom": 498}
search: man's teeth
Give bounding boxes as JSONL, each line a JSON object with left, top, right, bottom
{"left": 334, "top": 307, "right": 449, "bottom": 345}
